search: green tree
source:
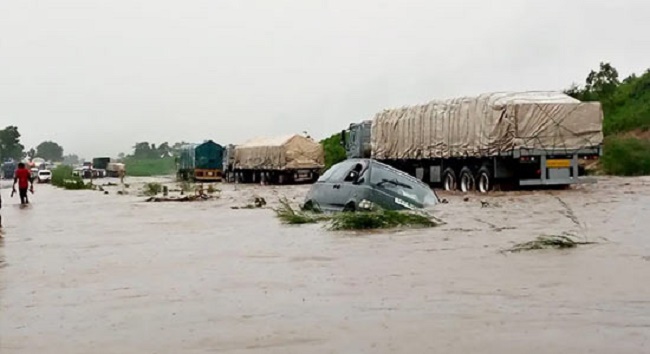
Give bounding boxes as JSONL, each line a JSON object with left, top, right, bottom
{"left": 36, "top": 141, "right": 65, "bottom": 161}
{"left": 320, "top": 133, "right": 347, "bottom": 170}
{"left": 27, "top": 148, "right": 36, "bottom": 160}
{"left": 133, "top": 142, "right": 155, "bottom": 159}
{"left": 585, "top": 62, "right": 620, "bottom": 101}
{"left": 0, "top": 126, "right": 25, "bottom": 161}
{"left": 157, "top": 142, "right": 172, "bottom": 157}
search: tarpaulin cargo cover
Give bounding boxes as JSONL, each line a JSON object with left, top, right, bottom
{"left": 371, "top": 92, "right": 604, "bottom": 160}
{"left": 234, "top": 135, "right": 325, "bottom": 170}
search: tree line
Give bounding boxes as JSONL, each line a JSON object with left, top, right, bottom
{"left": 0, "top": 126, "right": 67, "bottom": 162}
{"left": 319, "top": 62, "right": 650, "bottom": 175}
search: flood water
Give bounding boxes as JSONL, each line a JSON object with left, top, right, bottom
{"left": 1, "top": 177, "right": 650, "bottom": 353}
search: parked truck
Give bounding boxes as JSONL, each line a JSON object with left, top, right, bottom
{"left": 106, "top": 162, "right": 125, "bottom": 178}
{"left": 225, "top": 134, "right": 324, "bottom": 184}
{"left": 343, "top": 92, "right": 603, "bottom": 193}
{"left": 177, "top": 140, "right": 224, "bottom": 182}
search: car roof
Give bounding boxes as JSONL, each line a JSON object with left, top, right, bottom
{"left": 335, "top": 158, "right": 428, "bottom": 186}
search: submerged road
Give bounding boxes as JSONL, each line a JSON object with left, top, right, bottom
{"left": 1, "top": 177, "right": 649, "bottom": 353}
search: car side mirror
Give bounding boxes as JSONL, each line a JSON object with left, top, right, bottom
{"left": 340, "top": 130, "right": 347, "bottom": 147}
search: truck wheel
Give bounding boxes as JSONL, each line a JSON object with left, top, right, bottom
{"left": 459, "top": 167, "right": 475, "bottom": 193}
{"left": 477, "top": 167, "right": 492, "bottom": 194}
{"left": 442, "top": 168, "right": 457, "bottom": 191}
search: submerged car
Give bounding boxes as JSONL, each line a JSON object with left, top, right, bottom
{"left": 303, "top": 159, "right": 439, "bottom": 212}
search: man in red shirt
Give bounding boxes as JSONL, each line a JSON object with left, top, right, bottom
{"left": 13, "top": 163, "right": 34, "bottom": 205}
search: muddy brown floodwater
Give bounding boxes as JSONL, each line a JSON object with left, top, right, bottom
{"left": 1, "top": 176, "right": 650, "bottom": 353}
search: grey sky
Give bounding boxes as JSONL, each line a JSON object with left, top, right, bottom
{"left": 1, "top": 0, "right": 648, "bottom": 158}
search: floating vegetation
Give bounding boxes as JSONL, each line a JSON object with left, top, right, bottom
{"left": 273, "top": 198, "right": 329, "bottom": 225}
{"left": 329, "top": 209, "right": 439, "bottom": 231}
{"left": 274, "top": 198, "right": 442, "bottom": 230}
{"left": 503, "top": 234, "right": 596, "bottom": 253}
{"left": 143, "top": 182, "right": 163, "bottom": 196}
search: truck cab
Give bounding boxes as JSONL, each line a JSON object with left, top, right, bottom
{"left": 342, "top": 120, "right": 372, "bottom": 159}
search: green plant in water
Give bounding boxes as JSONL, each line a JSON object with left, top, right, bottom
{"left": 143, "top": 182, "right": 163, "bottom": 196}
{"left": 503, "top": 234, "right": 596, "bottom": 253}
{"left": 274, "top": 198, "right": 329, "bottom": 225}
{"left": 51, "top": 165, "right": 92, "bottom": 190}
{"left": 207, "top": 184, "right": 220, "bottom": 194}
{"left": 178, "top": 180, "right": 194, "bottom": 193}
{"left": 329, "top": 209, "right": 438, "bottom": 231}
{"left": 274, "top": 198, "right": 441, "bottom": 230}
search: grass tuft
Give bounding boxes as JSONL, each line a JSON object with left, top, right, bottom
{"left": 274, "top": 198, "right": 442, "bottom": 230}
{"left": 274, "top": 198, "right": 329, "bottom": 225}
{"left": 143, "top": 182, "right": 163, "bottom": 196}
{"left": 503, "top": 234, "right": 596, "bottom": 253}
{"left": 329, "top": 209, "right": 438, "bottom": 231}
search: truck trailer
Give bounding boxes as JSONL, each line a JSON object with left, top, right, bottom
{"left": 343, "top": 92, "right": 603, "bottom": 193}
{"left": 177, "top": 140, "right": 224, "bottom": 182}
{"left": 225, "top": 134, "right": 324, "bottom": 184}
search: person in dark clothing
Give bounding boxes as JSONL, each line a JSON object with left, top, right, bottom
{"left": 13, "top": 163, "right": 34, "bottom": 205}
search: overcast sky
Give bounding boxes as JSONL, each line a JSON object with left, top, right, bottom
{"left": 1, "top": 0, "right": 648, "bottom": 158}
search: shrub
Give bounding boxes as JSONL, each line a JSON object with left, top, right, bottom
{"left": 143, "top": 182, "right": 163, "bottom": 196}
{"left": 51, "top": 165, "right": 90, "bottom": 190}
{"left": 329, "top": 209, "right": 437, "bottom": 231}
{"left": 601, "top": 136, "right": 650, "bottom": 176}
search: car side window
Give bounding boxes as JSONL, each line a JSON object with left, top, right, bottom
{"left": 318, "top": 160, "right": 356, "bottom": 182}
{"left": 343, "top": 162, "right": 367, "bottom": 183}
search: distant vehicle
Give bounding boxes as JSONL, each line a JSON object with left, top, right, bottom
{"left": 343, "top": 92, "right": 603, "bottom": 193}
{"left": 303, "top": 159, "right": 439, "bottom": 212}
{"left": 73, "top": 167, "right": 93, "bottom": 179}
{"left": 30, "top": 167, "right": 39, "bottom": 179}
{"left": 92, "top": 157, "right": 111, "bottom": 171}
{"left": 177, "top": 140, "right": 224, "bottom": 182}
{"left": 106, "top": 162, "right": 125, "bottom": 178}
{"left": 225, "top": 134, "right": 324, "bottom": 184}
{"left": 37, "top": 170, "right": 52, "bottom": 183}
{"left": 1, "top": 161, "right": 16, "bottom": 179}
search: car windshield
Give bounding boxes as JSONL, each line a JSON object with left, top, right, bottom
{"left": 318, "top": 160, "right": 361, "bottom": 182}
{"left": 370, "top": 163, "right": 438, "bottom": 206}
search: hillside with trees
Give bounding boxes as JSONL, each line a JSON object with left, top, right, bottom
{"left": 566, "top": 63, "right": 650, "bottom": 175}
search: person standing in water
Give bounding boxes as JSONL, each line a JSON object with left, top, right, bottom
{"left": 13, "top": 163, "right": 34, "bottom": 205}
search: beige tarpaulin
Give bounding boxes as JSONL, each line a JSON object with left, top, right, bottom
{"left": 371, "top": 92, "right": 604, "bottom": 159}
{"left": 234, "top": 134, "right": 325, "bottom": 170}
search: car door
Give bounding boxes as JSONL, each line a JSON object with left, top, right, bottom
{"left": 310, "top": 160, "right": 357, "bottom": 210}
{"left": 329, "top": 161, "right": 369, "bottom": 210}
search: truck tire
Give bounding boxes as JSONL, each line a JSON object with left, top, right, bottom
{"left": 442, "top": 168, "right": 457, "bottom": 191}
{"left": 459, "top": 167, "right": 475, "bottom": 193}
{"left": 477, "top": 166, "right": 492, "bottom": 194}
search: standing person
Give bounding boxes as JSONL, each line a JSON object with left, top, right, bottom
{"left": 13, "top": 163, "right": 34, "bottom": 205}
